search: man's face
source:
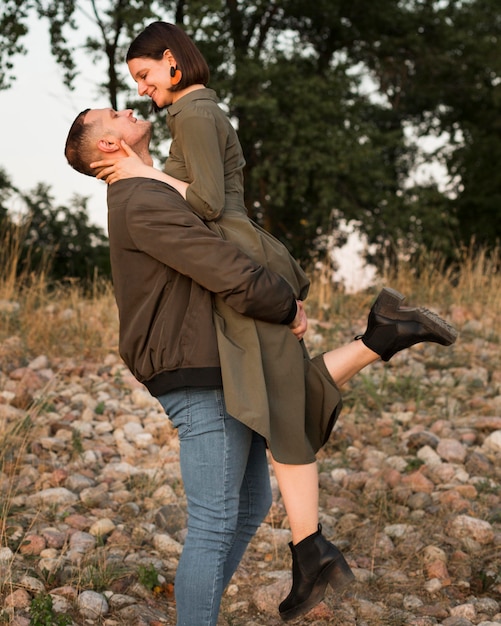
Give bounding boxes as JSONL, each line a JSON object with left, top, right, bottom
{"left": 86, "top": 108, "right": 151, "bottom": 148}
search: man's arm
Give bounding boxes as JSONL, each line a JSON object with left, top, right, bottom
{"left": 111, "top": 179, "right": 298, "bottom": 326}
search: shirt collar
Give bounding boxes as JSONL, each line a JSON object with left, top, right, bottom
{"left": 167, "top": 88, "right": 218, "bottom": 116}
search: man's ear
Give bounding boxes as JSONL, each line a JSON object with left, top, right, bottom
{"left": 97, "top": 137, "right": 121, "bottom": 154}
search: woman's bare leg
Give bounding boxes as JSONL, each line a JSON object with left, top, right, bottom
{"left": 322, "top": 340, "right": 379, "bottom": 388}
{"left": 270, "top": 457, "right": 319, "bottom": 544}
{"left": 276, "top": 288, "right": 458, "bottom": 619}
{"left": 271, "top": 342, "right": 378, "bottom": 544}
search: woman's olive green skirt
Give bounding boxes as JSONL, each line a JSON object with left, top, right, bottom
{"left": 209, "top": 210, "right": 343, "bottom": 464}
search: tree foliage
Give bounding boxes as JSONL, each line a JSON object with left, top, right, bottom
{"left": 17, "top": 184, "right": 111, "bottom": 282}
{"left": 2, "top": 0, "right": 500, "bottom": 274}
{"left": 0, "top": 179, "right": 110, "bottom": 285}
{"left": 0, "top": 0, "right": 31, "bottom": 90}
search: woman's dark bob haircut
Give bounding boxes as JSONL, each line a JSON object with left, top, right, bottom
{"left": 127, "top": 21, "right": 210, "bottom": 99}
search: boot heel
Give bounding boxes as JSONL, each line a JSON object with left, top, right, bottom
{"left": 279, "top": 526, "right": 354, "bottom": 621}
{"left": 373, "top": 287, "right": 405, "bottom": 317}
{"left": 324, "top": 554, "right": 355, "bottom": 591}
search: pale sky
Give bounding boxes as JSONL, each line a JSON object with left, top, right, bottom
{"left": 1, "top": 19, "right": 109, "bottom": 231}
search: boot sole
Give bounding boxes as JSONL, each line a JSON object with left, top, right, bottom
{"left": 279, "top": 555, "right": 355, "bottom": 622}
{"left": 374, "top": 288, "right": 458, "bottom": 346}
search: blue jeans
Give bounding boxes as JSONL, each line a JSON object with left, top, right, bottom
{"left": 157, "top": 387, "right": 272, "bottom": 626}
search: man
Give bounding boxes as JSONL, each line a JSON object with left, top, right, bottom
{"left": 64, "top": 107, "right": 307, "bottom": 626}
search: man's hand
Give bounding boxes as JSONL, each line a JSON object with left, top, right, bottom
{"left": 90, "top": 141, "right": 153, "bottom": 184}
{"left": 289, "top": 300, "right": 307, "bottom": 340}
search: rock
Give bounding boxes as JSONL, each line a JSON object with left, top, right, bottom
{"left": 77, "top": 590, "right": 109, "bottom": 618}
{"left": 107, "top": 593, "right": 137, "bottom": 609}
{"left": 50, "top": 594, "right": 72, "bottom": 613}
{"left": 69, "top": 531, "right": 97, "bottom": 554}
{"left": 123, "top": 421, "right": 144, "bottom": 440}
{"left": 66, "top": 473, "right": 96, "bottom": 492}
{"left": 155, "top": 504, "right": 187, "bottom": 534}
{"left": 474, "top": 597, "right": 500, "bottom": 616}
{"left": 100, "top": 462, "right": 140, "bottom": 480}
{"left": 19, "top": 575, "right": 45, "bottom": 594}
{"left": 28, "top": 355, "right": 49, "bottom": 370}
{"left": 465, "top": 451, "right": 493, "bottom": 475}
{"left": 406, "top": 431, "right": 440, "bottom": 450}
{"left": 130, "top": 388, "right": 158, "bottom": 409}
{"left": 19, "top": 534, "right": 46, "bottom": 555}
{"left": 26, "top": 487, "right": 78, "bottom": 507}
{"left": 152, "top": 533, "right": 183, "bottom": 557}
{"left": 89, "top": 518, "right": 116, "bottom": 537}
{"left": 441, "top": 617, "right": 475, "bottom": 626}
{"left": 4, "top": 589, "right": 30, "bottom": 609}
{"left": 403, "top": 594, "right": 424, "bottom": 610}
{"left": 473, "top": 416, "right": 501, "bottom": 430}
{"left": 422, "top": 545, "right": 447, "bottom": 564}
{"left": 482, "top": 430, "right": 501, "bottom": 453}
{"left": 1, "top": 310, "right": 500, "bottom": 626}
{"left": 401, "top": 470, "right": 435, "bottom": 493}
{"left": 151, "top": 483, "right": 177, "bottom": 504}
{"left": 450, "top": 603, "right": 476, "bottom": 621}
{"left": 448, "top": 515, "right": 495, "bottom": 545}
{"left": 252, "top": 578, "right": 289, "bottom": 615}
{"left": 437, "top": 438, "right": 467, "bottom": 463}
{"left": 10, "top": 617, "right": 30, "bottom": 626}
{"left": 408, "top": 492, "right": 433, "bottom": 510}
{"left": 80, "top": 483, "right": 110, "bottom": 507}
{"left": 424, "top": 559, "right": 451, "bottom": 583}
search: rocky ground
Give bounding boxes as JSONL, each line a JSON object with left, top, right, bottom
{"left": 0, "top": 303, "right": 500, "bottom": 625}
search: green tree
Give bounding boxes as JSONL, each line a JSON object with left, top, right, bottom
{"left": 17, "top": 184, "right": 110, "bottom": 283}
{"left": 31, "top": 0, "right": 162, "bottom": 107}
{"left": 439, "top": 0, "right": 501, "bottom": 251}
{"left": 0, "top": 166, "right": 110, "bottom": 286}
{"left": 355, "top": 0, "right": 501, "bottom": 255}
{"left": 0, "top": 0, "right": 31, "bottom": 90}
{"left": 0, "top": 168, "right": 16, "bottom": 224}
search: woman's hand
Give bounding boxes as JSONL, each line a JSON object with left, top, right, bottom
{"left": 90, "top": 141, "right": 154, "bottom": 184}
{"left": 289, "top": 300, "right": 308, "bottom": 340}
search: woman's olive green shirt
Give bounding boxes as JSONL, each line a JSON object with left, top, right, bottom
{"left": 164, "top": 88, "right": 342, "bottom": 464}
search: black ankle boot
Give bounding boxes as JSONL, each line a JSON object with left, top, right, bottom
{"left": 279, "top": 524, "right": 355, "bottom": 622}
{"left": 357, "top": 287, "right": 458, "bottom": 362}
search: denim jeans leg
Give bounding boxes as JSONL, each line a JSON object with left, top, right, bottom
{"left": 157, "top": 387, "right": 265, "bottom": 626}
{"left": 222, "top": 431, "right": 272, "bottom": 588}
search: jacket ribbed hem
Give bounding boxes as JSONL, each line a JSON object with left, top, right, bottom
{"left": 143, "top": 367, "right": 223, "bottom": 397}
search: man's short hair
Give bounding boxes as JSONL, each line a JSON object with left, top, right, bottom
{"left": 64, "top": 108, "right": 98, "bottom": 177}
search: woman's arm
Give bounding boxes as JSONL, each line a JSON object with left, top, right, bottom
{"left": 90, "top": 141, "right": 189, "bottom": 199}
{"left": 173, "top": 112, "right": 226, "bottom": 221}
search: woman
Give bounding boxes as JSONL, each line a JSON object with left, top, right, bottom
{"left": 90, "top": 22, "right": 457, "bottom": 624}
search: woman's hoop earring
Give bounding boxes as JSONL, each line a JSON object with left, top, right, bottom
{"left": 170, "top": 65, "right": 182, "bottom": 85}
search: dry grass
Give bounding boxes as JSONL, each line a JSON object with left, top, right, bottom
{"left": 0, "top": 224, "right": 118, "bottom": 365}
{"left": 307, "top": 243, "right": 501, "bottom": 336}
{"left": 2, "top": 222, "right": 500, "bottom": 365}
{"left": 379, "top": 244, "right": 501, "bottom": 324}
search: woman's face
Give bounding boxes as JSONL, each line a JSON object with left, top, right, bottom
{"left": 128, "top": 55, "right": 174, "bottom": 108}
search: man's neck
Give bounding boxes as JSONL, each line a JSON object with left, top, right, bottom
{"left": 136, "top": 148, "right": 153, "bottom": 167}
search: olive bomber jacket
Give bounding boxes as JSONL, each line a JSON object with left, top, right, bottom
{"left": 107, "top": 178, "right": 297, "bottom": 397}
